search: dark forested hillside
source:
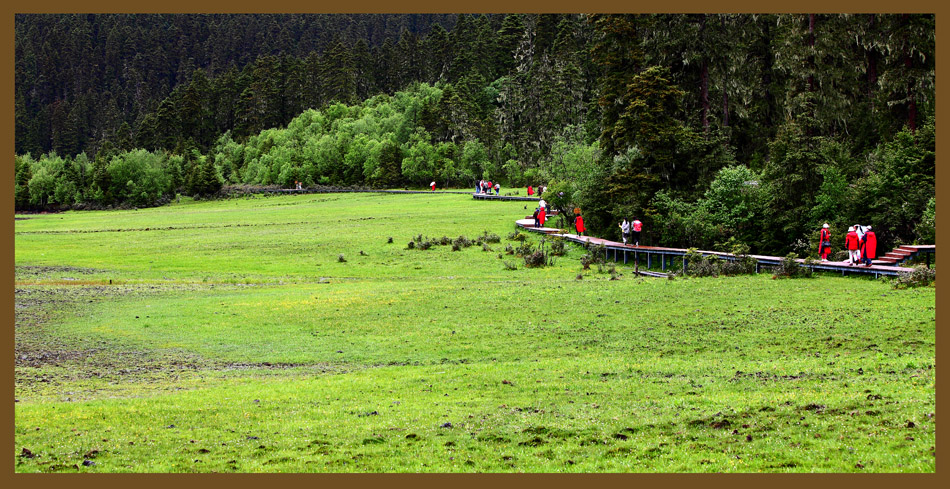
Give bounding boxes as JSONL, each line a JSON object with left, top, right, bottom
{"left": 15, "top": 13, "right": 459, "bottom": 157}
{"left": 14, "top": 13, "right": 935, "bottom": 256}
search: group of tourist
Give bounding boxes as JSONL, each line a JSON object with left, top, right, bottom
{"left": 532, "top": 197, "right": 548, "bottom": 227}
{"left": 619, "top": 218, "right": 643, "bottom": 247}
{"left": 477, "top": 179, "right": 499, "bottom": 195}
{"left": 526, "top": 185, "right": 547, "bottom": 197}
{"left": 821, "top": 223, "right": 877, "bottom": 266}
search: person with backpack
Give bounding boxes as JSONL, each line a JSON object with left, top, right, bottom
{"left": 631, "top": 218, "right": 643, "bottom": 246}
{"left": 620, "top": 218, "right": 630, "bottom": 245}
{"left": 533, "top": 207, "right": 540, "bottom": 227}
{"left": 494, "top": 183, "right": 500, "bottom": 195}
{"left": 818, "top": 223, "right": 831, "bottom": 261}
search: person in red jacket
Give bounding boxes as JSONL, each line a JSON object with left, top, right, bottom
{"left": 861, "top": 226, "right": 877, "bottom": 267}
{"left": 845, "top": 226, "right": 860, "bottom": 265}
{"left": 538, "top": 206, "right": 546, "bottom": 227}
{"left": 430, "top": 181, "right": 436, "bottom": 191}
{"left": 574, "top": 209, "right": 585, "bottom": 236}
{"left": 527, "top": 185, "right": 534, "bottom": 196}
{"left": 818, "top": 223, "right": 831, "bottom": 261}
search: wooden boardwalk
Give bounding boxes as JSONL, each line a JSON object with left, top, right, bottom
{"left": 472, "top": 192, "right": 540, "bottom": 202}
{"left": 255, "top": 188, "right": 474, "bottom": 195}
{"left": 514, "top": 219, "right": 929, "bottom": 278}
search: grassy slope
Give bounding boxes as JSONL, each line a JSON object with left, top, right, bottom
{"left": 14, "top": 192, "right": 936, "bottom": 472}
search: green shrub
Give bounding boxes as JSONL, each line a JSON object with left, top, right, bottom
{"left": 685, "top": 249, "right": 720, "bottom": 277}
{"left": 893, "top": 265, "right": 936, "bottom": 289}
{"left": 548, "top": 238, "right": 567, "bottom": 256}
{"left": 507, "top": 231, "right": 527, "bottom": 242}
{"left": 515, "top": 242, "right": 534, "bottom": 257}
{"left": 523, "top": 249, "right": 552, "bottom": 268}
{"left": 773, "top": 253, "right": 812, "bottom": 278}
{"left": 477, "top": 231, "right": 501, "bottom": 244}
{"left": 453, "top": 235, "right": 473, "bottom": 249}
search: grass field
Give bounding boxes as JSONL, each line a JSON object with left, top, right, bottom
{"left": 14, "top": 192, "right": 936, "bottom": 472}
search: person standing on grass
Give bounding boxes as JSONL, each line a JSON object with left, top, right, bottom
{"left": 527, "top": 185, "right": 534, "bottom": 196}
{"left": 818, "top": 223, "right": 831, "bottom": 261}
{"left": 430, "top": 181, "right": 436, "bottom": 191}
{"left": 620, "top": 218, "right": 630, "bottom": 245}
{"left": 861, "top": 226, "right": 877, "bottom": 267}
{"left": 631, "top": 218, "right": 642, "bottom": 246}
{"left": 845, "top": 226, "right": 860, "bottom": 265}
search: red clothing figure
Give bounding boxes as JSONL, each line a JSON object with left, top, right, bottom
{"left": 430, "top": 181, "right": 436, "bottom": 191}
{"left": 575, "top": 215, "right": 585, "bottom": 235}
{"left": 527, "top": 185, "right": 534, "bottom": 196}
{"left": 862, "top": 230, "right": 877, "bottom": 266}
{"left": 538, "top": 208, "right": 546, "bottom": 227}
{"left": 845, "top": 230, "right": 859, "bottom": 250}
{"left": 819, "top": 227, "right": 831, "bottom": 260}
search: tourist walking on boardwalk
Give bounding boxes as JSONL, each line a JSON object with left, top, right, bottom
{"left": 527, "top": 185, "right": 534, "bottom": 196}
{"left": 845, "top": 226, "right": 860, "bottom": 265}
{"left": 854, "top": 224, "right": 865, "bottom": 261}
{"left": 861, "top": 226, "right": 877, "bottom": 267}
{"left": 574, "top": 209, "right": 586, "bottom": 236}
{"left": 620, "top": 218, "right": 630, "bottom": 245}
{"left": 538, "top": 205, "right": 546, "bottom": 227}
{"left": 631, "top": 218, "right": 642, "bottom": 246}
{"left": 494, "top": 183, "right": 500, "bottom": 195}
{"left": 819, "top": 223, "right": 831, "bottom": 261}
{"left": 538, "top": 198, "right": 546, "bottom": 212}
{"left": 533, "top": 207, "right": 540, "bottom": 227}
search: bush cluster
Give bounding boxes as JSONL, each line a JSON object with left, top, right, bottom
{"left": 893, "top": 265, "right": 936, "bottom": 289}
{"left": 407, "top": 231, "right": 502, "bottom": 253}
{"left": 773, "top": 253, "right": 813, "bottom": 279}
{"left": 507, "top": 231, "right": 527, "bottom": 242}
{"left": 685, "top": 244, "right": 757, "bottom": 277}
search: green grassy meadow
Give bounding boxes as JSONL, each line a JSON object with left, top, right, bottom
{"left": 14, "top": 192, "right": 936, "bottom": 472}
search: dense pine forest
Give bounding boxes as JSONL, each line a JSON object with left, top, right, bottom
{"left": 14, "top": 13, "right": 935, "bottom": 256}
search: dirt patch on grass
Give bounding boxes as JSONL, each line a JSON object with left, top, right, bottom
{"left": 15, "top": 283, "right": 338, "bottom": 401}
{"left": 16, "top": 266, "right": 110, "bottom": 281}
